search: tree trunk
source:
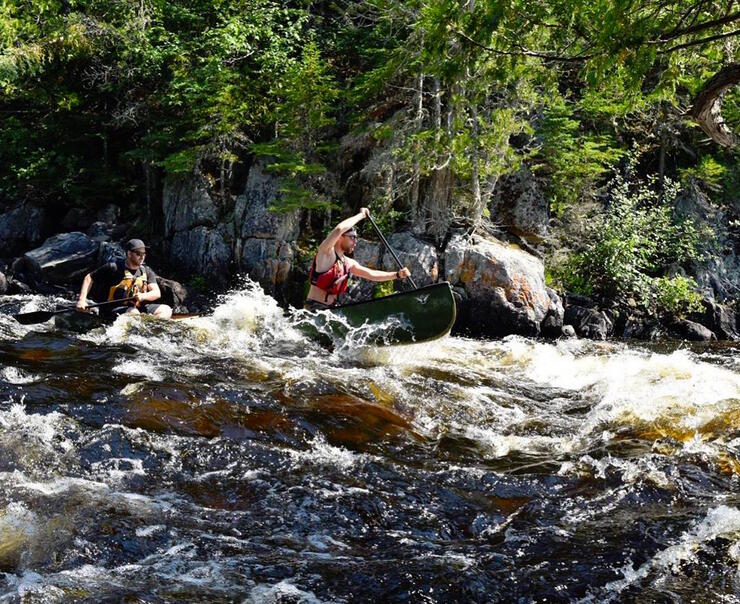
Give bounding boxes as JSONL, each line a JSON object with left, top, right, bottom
{"left": 689, "top": 63, "right": 740, "bottom": 148}
{"left": 410, "top": 68, "right": 425, "bottom": 221}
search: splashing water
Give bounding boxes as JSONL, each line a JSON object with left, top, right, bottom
{"left": 0, "top": 282, "right": 738, "bottom": 601}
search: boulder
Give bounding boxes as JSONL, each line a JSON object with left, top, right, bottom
{"left": 162, "top": 176, "right": 219, "bottom": 237}
{"left": 23, "top": 232, "right": 100, "bottom": 284}
{"left": 444, "top": 233, "right": 552, "bottom": 337}
{"left": 380, "top": 232, "right": 439, "bottom": 287}
{"left": 157, "top": 277, "right": 189, "bottom": 312}
{"left": 240, "top": 238, "right": 296, "bottom": 298}
{"left": 169, "top": 227, "right": 231, "bottom": 287}
{"left": 61, "top": 207, "right": 94, "bottom": 231}
{"left": 0, "top": 205, "right": 49, "bottom": 257}
{"left": 342, "top": 239, "right": 383, "bottom": 303}
{"left": 96, "top": 204, "right": 120, "bottom": 225}
{"left": 690, "top": 300, "right": 738, "bottom": 341}
{"left": 235, "top": 161, "right": 301, "bottom": 241}
{"left": 669, "top": 319, "right": 716, "bottom": 342}
{"left": 88, "top": 222, "right": 112, "bottom": 240}
{"left": 540, "top": 288, "right": 565, "bottom": 337}
{"left": 561, "top": 325, "right": 577, "bottom": 338}
{"left": 0, "top": 271, "right": 6, "bottom": 295}
{"left": 98, "top": 241, "right": 125, "bottom": 265}
{"left": 564, "top": 305, "right": 613, "bottom": 340}
{"left": 490, "top": 167, "right": 549, "bottom": 243}
{"left": 622, "top": 314, "right": 663, "bottom": 340}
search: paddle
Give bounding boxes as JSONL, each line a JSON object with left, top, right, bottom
{"left": 366, "top": 213, "right": 418, "bottom": 289}
{"left": 13, "top": 297, "right": 137, "bottom": 325}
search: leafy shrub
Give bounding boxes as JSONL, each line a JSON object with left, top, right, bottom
{"left": 556, "top": 170, "right": 707, "bottom": 310}
{"left": 653, "top": 275, "right": 703, "bottom": 318}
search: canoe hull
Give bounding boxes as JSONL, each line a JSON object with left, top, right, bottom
{"left": 54, "top": 311, "right": 112, "bottom": 332}
{"left": 303, "top": 282, "right": 457, "bottom": 346}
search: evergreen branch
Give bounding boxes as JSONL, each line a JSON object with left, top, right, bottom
{"left": 453, "top": 28, "right": 594, "bottom": 62}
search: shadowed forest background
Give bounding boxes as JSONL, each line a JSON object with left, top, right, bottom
{"left": 1, "top": 0, "right": 738, "bottom": 317}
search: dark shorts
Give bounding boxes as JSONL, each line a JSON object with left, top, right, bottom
{"left": 102, "top": 303, "right": 164, "bottom": 318}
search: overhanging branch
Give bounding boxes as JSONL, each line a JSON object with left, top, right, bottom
{"left": 689, "top": 63, "right": 740, "bottom": 147}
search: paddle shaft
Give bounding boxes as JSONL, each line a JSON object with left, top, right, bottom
{"left": 366, "top": 214, "right": 418, "bottom": 289}
{"left": 13, "top": 296, "right": 138, "bottom": 325}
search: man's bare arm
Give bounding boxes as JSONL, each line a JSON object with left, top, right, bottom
{"left": 350, "top": 261, "right": 411, "bottom": 282}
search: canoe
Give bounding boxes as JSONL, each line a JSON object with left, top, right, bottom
{"left": 54, "top": 311, "right": 113, "bottom": 332}
{"left": 302, "top": 281, "right": 457, "bottom": 345}
{"left": 54, "top": 310, "right": 197, "bottom": 332}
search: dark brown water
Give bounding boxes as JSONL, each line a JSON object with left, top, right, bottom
{"left": 0, "top": 284, "right": 738, "bottom": 602}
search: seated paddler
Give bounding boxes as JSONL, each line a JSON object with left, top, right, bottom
{"left": 76, "top": 238, "right": 173, "bottom": 319}
{"left": 305, "top": 208, "right": 411, "bottom": 311}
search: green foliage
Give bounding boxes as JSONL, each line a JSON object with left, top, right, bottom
{"left": 653, "top": 275, "right": 704, "bottom": 318}
{"left": 538, "top": 100, "right": 626, "bottom": 216}
{"left": 557, "top": 169, "right": 707, "bottom": 309}
{"left": 0, "top": 0, "right": 307, "bottom": 204}
{"left": 373, "top": 280, "right": 395, "bottom": 299}
{"left": 255, "top": 40, "right": 340, "bottom": 212}
{"left": 680, "top": 155, "right": 729, "bottom": 191}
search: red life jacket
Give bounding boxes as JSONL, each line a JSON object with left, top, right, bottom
{"left": 309, "top": 252, "right": 351, "bottom": 301}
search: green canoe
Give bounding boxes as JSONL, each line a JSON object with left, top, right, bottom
{"left": 301, "top": 281, "right": 457, "bottom": 345}
{"left": 54, "top": 311, "right": 113, "bottom": 332}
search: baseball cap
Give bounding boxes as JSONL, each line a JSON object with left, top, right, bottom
{"left": 125, "top": 239, "right": 146, "bottom": 251}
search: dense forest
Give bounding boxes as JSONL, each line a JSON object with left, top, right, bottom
{"left": 1, "top": 0, "right": 738, "bottom": 317}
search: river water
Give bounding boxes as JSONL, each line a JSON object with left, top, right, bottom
{"left": 0, "top": 283, "right": 738, "bottom": 602}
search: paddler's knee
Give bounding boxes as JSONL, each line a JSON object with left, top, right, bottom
{"left": 153, "top": 305, "right": 173, "bottom": 319}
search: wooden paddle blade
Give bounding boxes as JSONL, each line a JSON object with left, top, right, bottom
{"left": 13, "top": 310, "right": 55, "bottom": 325}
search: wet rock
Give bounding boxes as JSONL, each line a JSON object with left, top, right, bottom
{"left": 23, "top": 232, "right": 100, "bottom": 284}
{"left": 240, "top": 238, "right": 296, "bottom": 302}
{"left": 6, "top": 277, "right": 33, "bottom": 295}
{"left": 342, "top": 239, "right": 383, "bottom": 303}
{"left": 61, "top": 207, "right": 94, "bottom": 231}
{"left": 162, "top": 176, "right": 219, "bottom": 237}
{"left": 690, "top": 300, "right": 738, "bottom": 341}
{"left": 444, "top": 232, "right": 552, "bottom": 337}
{"left": 565, "top": 294, "right": 597, "bottom": 309}
{"left": 0, "top": 205, "right": 49, "bottom": 257}
{"left": 234, "top": 161, "right": 303, "bottom": 302}
{"left": 98, "top": 241, "right": 125, "bottom": 265}
{"left": 668, "top": 319, "right": 716, "bottom": 342}
{"left": 564, "top": 305, "right": 613, "bottom": 340}
{"left": 157, "top": 277, "right": 189, "bottom": 312}
{"left": 623, "top": 316, "right": 664, "bottom": 340}
{"left": 96, "top": 204, "right": 120, "bottom": 225}
{"left": 561, "top": 325, "right": 576, "bottom": 338}
{"left": 169, "top": 227, "right": 231, "bottom": 287}
{"left": 0, "top": 271, "right": 6, "bottom": 295}
{"left": 88, "top": 222, "right": 112, "bottom": 240}
{"left": 235, "top": 161, "right": 301, "bottom": 241}
{"left": 541, "top": 288, "right": 565, "bottom": 337}
{"left": 381, "top": 232, "right": 439, "bottom": 287}
{"left": 490, "top": 166, "right": 548, "bottom": 243}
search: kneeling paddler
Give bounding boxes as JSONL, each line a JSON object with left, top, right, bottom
{"left": 76, "top": 239, "right": 173, "bottom": 319}
{"left": 305, "top": 208, "right": 411, "bottom": 311}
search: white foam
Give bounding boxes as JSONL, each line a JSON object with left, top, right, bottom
{"left": 288, "top": 435, "right": 367, "bottom": 471}
{"left": 601, "top": 505, "right": 740, "bottom": 599}
{"left": 245, "top": 579, "right": 332, "bottom": 604}
{"left": 0, "top": 367, "right": 40, "bottom": 385}
{"left": 112, "top": 359, "right": 163, "bottom": 381}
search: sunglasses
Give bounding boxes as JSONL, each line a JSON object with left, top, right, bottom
{"left": 343, "top": 234, "right": 358, "bottom": 241}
